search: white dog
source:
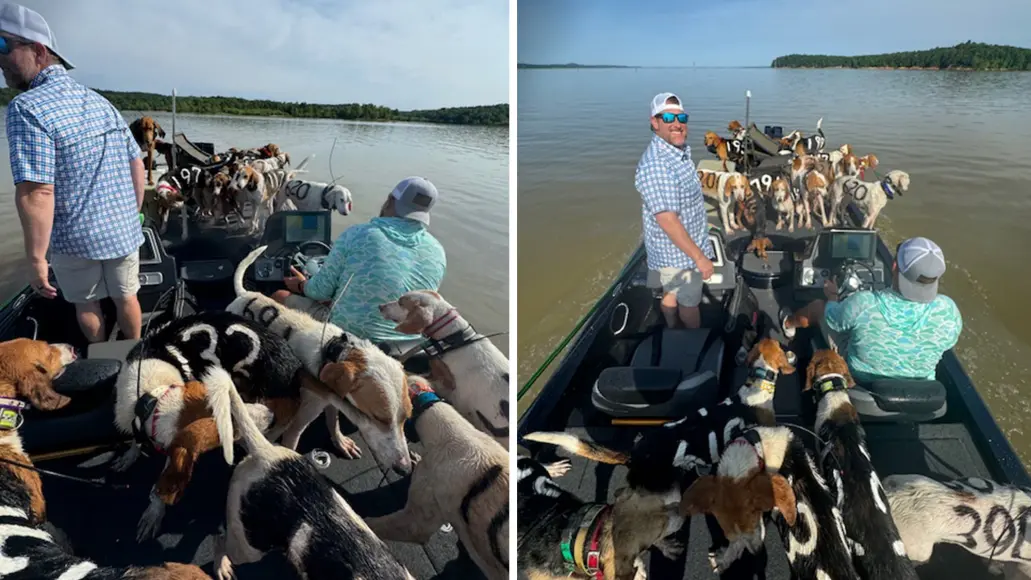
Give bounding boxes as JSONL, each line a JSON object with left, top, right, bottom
{"left": 828, "top": 170, "right": 910, "bottom": 228}
{"left": 277, "top": 180, "right": 353, "bottom": 215}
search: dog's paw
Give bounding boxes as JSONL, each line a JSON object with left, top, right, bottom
{"left": 707, "top": 551, "right": 722, "bottom": 574}
{"left": 331, "top": 435, "right": 363, "bottom": 459}
{"left": 216, "top": 555, "right": 236, "bottom": 580}
{"left": 544, "top": 459, "right": 572, "bottom": 479}
{"left": 111, "top": 444, "right": 141, "bottom": 473}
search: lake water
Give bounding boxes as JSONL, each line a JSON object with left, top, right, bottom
{"left": 0, "top": 112, "right": 509, "bottom": 354}
{"left": 517, "top": 67, "right": 1031, "bottom": 461}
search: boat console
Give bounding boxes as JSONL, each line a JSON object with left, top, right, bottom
{"left": 795, "top": 228, "right": 888, "bottom": 296}
{"left": 250, "top": 211, "right": 334, "bottom": 286}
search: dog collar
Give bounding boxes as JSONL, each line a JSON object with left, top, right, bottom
{"left": 815, "top": 373, "right": 849, "bottom": 394}
{"left": 561, "top": 503, "right": 611, "bottom": 579}
{"left": 881, "top": 177, "right": 896, "bottom": 200}
{"left": 411, "top": 391, "right": 442, "bottom": 423}
{"left": 745, "top": 366, "right": 779, "bottom": 394}
{"left": 156, "top": 181, "right": 178, "bottom": 198}
{"left": 0, "top": 398, "right": 28, "bottom": 431}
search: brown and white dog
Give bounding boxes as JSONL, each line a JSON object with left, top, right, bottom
{"left": 769, "top": 176, "right": 796, "bottom": 232}
{"left": 227, "top": 245, "right": 416, "bottom": 474}
{"left": 728, "top": 119, "right": 747, "bottom": 140}
{"left": 205, "top": 366, "right": 414, "bottom": 580}
{"left": 883, "top": 474, "right": 1031, "bottom": 579}
{"left": 790, "top": 118, "right": 826, "bottom": 156}
{"left": 0, "top": 339, "right": 210, "bottom": 579}
{"left": 129, "top": 116, "right": 166, "bottom": 185}
{"left": 704, "top": 131, "right": 746, "bottom": 172}
{"left": 379, "top": 290, "right": 509, "bottom": 448}
{"left": 696, "top": 169, "right": 737, "bottom": 234}
{"left": 806, "top": 350, "right": 920, "bottom": 579}
{"left": 231, "top": 157, "right": 310, "bottom": 234}
{"left": 828, "top": 170, "right": 910, "bottom": 228}
{"left": 366, "top": 377, "right": 509, "bottom": 579}
{"left": 248, "top": 153, "right": 291, "bottom": 174}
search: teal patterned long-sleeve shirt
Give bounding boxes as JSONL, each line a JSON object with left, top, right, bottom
{"left": 303, "top": 217, "right": 446, "bottom": 342}
{"left": 824, "top": 289, "right": 962, "bottom": 383}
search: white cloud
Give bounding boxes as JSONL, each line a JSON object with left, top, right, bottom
{"left": 25, "top": 0, "right": 508, "bottom": 109}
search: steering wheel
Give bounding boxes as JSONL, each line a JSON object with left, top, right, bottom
{"left": 833, "top": 259, "right": 876, "bottom": 300}
{"left": 291, "top": 240, "right": 332, "bottom": 276}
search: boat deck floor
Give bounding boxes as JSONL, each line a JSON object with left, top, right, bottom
{"left": 36, "top": 418, "right": 485, "bottom": 579}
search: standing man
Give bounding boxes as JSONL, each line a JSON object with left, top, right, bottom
{"left": 634, "top": 92, "right": 714, "bottom": 329}
{"left": 1, "top": 3, "right": 146, "bottom": 342}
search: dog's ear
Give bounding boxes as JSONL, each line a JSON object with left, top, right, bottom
{"left": 319, "top": 361, "right": 361, "bottom": 395}
{"left": 804, "top": 357, "right": 818, "bottom": 391}
{"left": 15, "top": 368, "right": 71, "bottom": 411}
{"left": 774, "top": 345, "right": 795, "bottom": 375}
{"left": 751, "top": 473, "right": 797, "bottom": 526}
{"left": 246, "top": 172, "right": 259, "bottom": 192}
{"left": 680, "top": 476, "right": 718, "bottom": 517}
{"left": 393, "top": 302, "right": 434, "bottom": 335}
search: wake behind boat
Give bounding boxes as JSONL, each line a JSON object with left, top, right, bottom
{"left": 517, "top": 96, "right": 1031, "bottom": 579}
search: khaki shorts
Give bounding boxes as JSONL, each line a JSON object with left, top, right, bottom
{"left": 51, "top": 251, "right": 140, "bottom": 304}
{"left": 647, "top": 267, "right": 703, "bottom": 308}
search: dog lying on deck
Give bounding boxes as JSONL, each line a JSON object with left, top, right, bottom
{"left": 0, "top": 339, "right": 210, "bottom": 579}
{"left": 883, "top": 474, "right": 1031, "bottom": 579}
{"left": 517, "top": 455, "right": 677, "bottom": 580}
{"left": 378, "top": 290, "right": 510, "bottom": 448}
{"left": 205, "top": 366, "right": 414, "bottom": 580}
{"left": 366, "top": 377, "right": 509, "bottom": 580}
{"left": 681, "top": 425, "right": 862, "bottom": 579}
{"left": 525, "top": 338, "right": 795, "bottom": 497}
{"left": 828, "top": 170, "right": 910, "bottom": 228}
{"left": 129, "top": 116, "right": 166, "bottom": 186}
{"left": 227, "top": 245, "right": 415, "bottom": 475}
{"left": 806, "top": 349, "right": 920, "bottom": 579}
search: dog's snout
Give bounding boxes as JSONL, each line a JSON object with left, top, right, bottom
{"left": 392, "top": 456, "right": 413, "bottom": 476}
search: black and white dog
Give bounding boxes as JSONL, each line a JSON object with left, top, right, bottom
{"left": 206, "top": 366, "right": 414, "bottom": 580}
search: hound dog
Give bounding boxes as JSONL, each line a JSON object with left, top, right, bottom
{"left": 277, "top": 179, "right": 353, "bottom": 215}
{"left": 791, "top": 117, "right": 826, "bottom": 156}
{"left": 805, "top": 350, "right": 920, "bottom": 579}
{"left": 517, "top": 455, "right": 679, "bottom": 580}
{"left": 724, "top": 172, "right": 754, "bottom": 234}
{"left": 682, "top": 425, "right": 862, "bottom": 579}
{"left": 205, "top": 366, "right": 414, "bottom": 580}
{"left": 828, "top": 170, "right": 910, "bottom": 228}
{"left": 379, "top": 289, "right": 509, "bottom": 448}
{"left": 153, "top": 165, "right": 205, "bottom": 233}
{"left": 696, "top": 169, "right": 737, "bottom": 234}
{"left": 0, "top": 341, "right": 210, "bottom": 579}
{"left": 365, "top": 377, "right": 509, "bottom": 579}
{"left": 704, "top": 131, "right": 747, "bottom": 171}
{"left": 803, "top": 160, "right": 835, "bottom": 227}
{"left": 248, "top": 152, "right": 291, "bottom": 173}
{"left": 129, "top": 116, "right": 166, "bottom": 185}
{"left": 884, "top": 474, "right": 1031, "bottom": 579}
{"left": 770, "top": 176, "right": 797, "bottom": 232}
{"left": 525, "top": 338, "right": 796, "bottom": 497}
{"left": 227, "top": 245, "right": 415, "bottom": 475}
{"left": 728, "top": 119, "right": 747, "bottom": 140}
{"left": 232, "top": 156, "right": 310, "bottom": 234}
{"left": 789, "top": 156, "right": 816, "bottom": 228}
{"left": 113, "top": 310, "right": 322, "bottom": 541}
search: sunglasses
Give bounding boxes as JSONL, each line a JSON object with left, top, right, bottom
{"left": 657, "top": 112, "right": 689, "bottom": 124}
{"left": 0, "top": 36, "right": 27, "bottom": 56}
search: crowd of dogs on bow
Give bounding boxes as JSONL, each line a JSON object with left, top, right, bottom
{"left": 128, "top": 115, "right": 353, "bottom": 236}
{"left": 519, "top": 338, "right": 1031, "bottom": 580}
{"left": 699, "top": 118, "right": 911, "bottom": 252}
{"left": 0, "top": 250, "right": 510, "bottom": 578}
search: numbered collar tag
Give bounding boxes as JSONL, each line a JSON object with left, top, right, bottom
{"left": 881, "top": 177, "right": 896, "bottom": 200}
{"left": 0, "top": 398, "right": 29, "bottom": 431}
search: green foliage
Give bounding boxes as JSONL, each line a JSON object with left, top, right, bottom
{"left": 771, "top": 42, "right": 1031, "bottom": 71}
{"left": 0, "top": 87, "right": 508, "bottom": 126}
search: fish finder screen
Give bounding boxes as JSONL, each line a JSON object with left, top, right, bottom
{"left": 830, "top": 231, "right": 876, "bottom": 261}
{"left": 284, "top": 214, "right": 328, "bottom": 244}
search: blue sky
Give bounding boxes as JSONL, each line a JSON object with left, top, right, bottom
{"left": 23, "top": 0, "right": 508, "bottom": 109}
{"left": 518, "top": 0, "right": 1031, "bottom": 67}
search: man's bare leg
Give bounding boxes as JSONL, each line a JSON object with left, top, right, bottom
{"left": 782, "top": 299, "right": 826, "bottom": 338}
{"left": 660, "top": 292, "right": 679, "bottom": 329}
{"left": 114, "top": 295, "right": 142, "bottom": 339}
{"left": 74, "top": 301, "right": 106, "bottom": 343}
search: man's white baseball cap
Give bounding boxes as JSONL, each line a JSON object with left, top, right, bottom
{"left": 0, "top": 3, "right": 74, "bottom": 70}
{"left": 651, "top": 92, "right": 684, "bottom": 117}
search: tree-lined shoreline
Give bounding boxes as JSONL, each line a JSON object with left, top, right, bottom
{"left": 0, "top": 88, "right": 508, "bottom": 126}
{"left": 771, "top": 42, "right": 1031, "bottom": 71}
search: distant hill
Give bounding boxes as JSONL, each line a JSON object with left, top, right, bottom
{"left": 0, "top": 88, "right": 509, "bottom": 126}
{"left": 771, "top": 41, "right": 1031, "bottom": 71}
{"left": 518, "top": 63, "right": 633, "bottom": 69}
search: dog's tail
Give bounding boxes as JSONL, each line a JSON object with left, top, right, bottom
{"left": 816, "top": 117, "right": 824, "bottom": 138}
{"left": 234, "top": 245, "right": 267, "bottom": 297}
{"left": 522, "top": 431, "right": 629, "bottom": 464}
{"left": 203, "top": 366, "right": 275, "bottom": 463}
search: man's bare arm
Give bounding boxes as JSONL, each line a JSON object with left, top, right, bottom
{"left": 129, "top": 157, "right": 146, "bottom": 211}
{"left": 655, "top": 212, "right": 705, "bottom": 262}
{"left": 15, "top": 182, "right": 54, "bottom": 266}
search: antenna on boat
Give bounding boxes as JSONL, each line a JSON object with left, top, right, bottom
{"left": 171, "top": 88, "right": 177, "bottom": 170}
{"left": 744, "top": 90, "right": 752, "bottom": 172}
{"left": 171, "top": 87, "right": 188, "bottom": 241}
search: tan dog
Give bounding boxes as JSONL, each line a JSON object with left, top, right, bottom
{"left": 366, "top": 377, "right": 509, "bottom": 579}
{"left": 379, "top": 290, "right": 509, "bottom": 448}
{"left": 705, "top": 131, "right": 736, "bottom": 171}
{"left": 728, "top": 119, "right": 746, "bottom": 140}
{"left": 129, "top": 116, "right": 166, "bottom": 185}
{"left": 769, "top": 177, "right": 796, "bottom": 232}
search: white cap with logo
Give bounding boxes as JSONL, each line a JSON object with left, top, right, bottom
{"left": 650, "top": 92, "right": 683, "bottom": 117}
{"left": 0, "top": 3, "right": 73, "bottom": 70}
{"left": 896, "top": 237, "right": 946, "bottom": 303}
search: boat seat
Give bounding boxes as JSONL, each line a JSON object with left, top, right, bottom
{"left": 591, "top": 328, "right": 723, "bottom": 418}
{"left": 849, "top": 378, "right": 947, "bottom": 423}
{"left": 52, "top": 358, "right": 122, "bottom": 396}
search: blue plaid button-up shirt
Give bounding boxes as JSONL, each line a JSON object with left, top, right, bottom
{"left": 634, "top": 134, "right": 713, "bottom": 271}
{"left": 6, "top": 65, "right": 143, "bottom": 260}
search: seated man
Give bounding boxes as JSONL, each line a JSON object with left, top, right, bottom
{"left": 782, "top": 237, "right": 962, "bottom": 383}
{"left": 274, "top": 176, "right": 447, "bottom": 346}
